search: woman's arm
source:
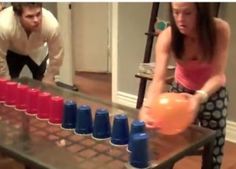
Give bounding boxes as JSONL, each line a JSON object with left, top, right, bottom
{"left": 143, "top": 27, "right": 172, "bottom": 108}
{"left": 139, "top": 27, "right": 172, "bottom": 127}
{"left": 194, "top": 18, "right": 230, "bottom": 103}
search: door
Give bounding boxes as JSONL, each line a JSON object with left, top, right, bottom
{"left": 71, "top": 3, "right": 110, "bottom": 73}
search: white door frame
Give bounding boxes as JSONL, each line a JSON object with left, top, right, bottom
{"left": 110, "top": 3, "right": 118, "bottom": 103}
{"left": 57, "top": 2, "right": 118, "bottom": 100}
{"left": 57, "top": 3, "right": 74, "bottom": 86}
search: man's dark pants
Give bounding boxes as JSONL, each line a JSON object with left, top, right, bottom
{"left": 6, "top": 50, "right": 48, "bottom": 81}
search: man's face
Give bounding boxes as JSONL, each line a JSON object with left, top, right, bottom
{"left": 19, "top": 6, "right": 42, "bottom": 33}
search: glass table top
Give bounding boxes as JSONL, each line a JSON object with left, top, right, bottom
{"left": 0, "top": 77, "right": 216, "bottom": 169}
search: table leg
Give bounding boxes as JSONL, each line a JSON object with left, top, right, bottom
{"left": 166, "top": 163, "right": 174, "bottom": 169}
{"left": 136, "top": 79, "right": 147, "bottom": 109}
{"left": 25, "top": 165, "right": 32, "bottom": 169}
{"left": 202, "top": 140, "right": 214, "bottom": 169}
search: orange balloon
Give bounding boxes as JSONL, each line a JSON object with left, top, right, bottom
{"left": 148, "top": 92, "right": 194, "bottom": 135}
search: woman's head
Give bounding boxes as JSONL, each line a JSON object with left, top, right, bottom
{"left": 169, "top": 3, "right": 216, "bottom": 61}
{"left": 171, "top": 3, "right": 197, "bottom": 36}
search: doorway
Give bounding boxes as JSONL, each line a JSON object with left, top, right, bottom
{"left": 71, "top": 3, "right": 111, "bottom": 73}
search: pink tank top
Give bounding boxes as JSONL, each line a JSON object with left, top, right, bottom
{"left": 175, "top": 60, "right": 226, "bottom": 90}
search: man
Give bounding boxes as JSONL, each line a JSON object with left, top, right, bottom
{"left": 0, "top": 3, "right": 63, "bottom": 85}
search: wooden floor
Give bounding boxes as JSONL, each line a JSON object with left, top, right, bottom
{"left": 0, "top": 72, "right": 235, "bottom": 169}
{"left": 74, "top": 72, "right": 112, "bottom": 101}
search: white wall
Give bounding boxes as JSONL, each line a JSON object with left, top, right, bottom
{"left": 219, "top": 3, "right": 236, "bottom": 122}
{"left": 117, "top": 3, "right": 152, "bottom": 96}
{"left": 71, "top": 3, "right": 110, "bottom": 73}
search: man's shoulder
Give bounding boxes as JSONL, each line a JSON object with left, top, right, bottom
{"left": 0, "top": 6, "right": 15, "bottom": 32}
{"left": 42, "top": 8, "right": 59, "bottom": 30}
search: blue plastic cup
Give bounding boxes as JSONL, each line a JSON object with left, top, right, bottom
{"left": 111, "top": 114, "right": 129, "bottom": 145}
{"left": 61, "top": 100, "right": 77, "bottom": 129}
{"left": 130, "top": 132, "right": 149, "bottom": 168}
{"left": 128, "top": 120, "right": 145, "bottom": 152}
{"left": 75, "top": 105, "right": 93, "bottom": 135}
{"left": 92, "top": 108, "right": 111, "bottom": 140}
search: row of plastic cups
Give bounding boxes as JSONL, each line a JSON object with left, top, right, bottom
{"left": 0, "top": 78, "right": 150, "bottom": 168}
{"left": 0, "top": 79, "right": 137, "bottom": 145}
{"left": 67, "top": 106, "right": 150, "bottom": 169}
{"left": 0, "top": 79, "right": 35, "bottom": 110}
{"left": 0, "top": 79, "right": 127, "bottom": 144}
{"left": 63, "top": 101, "right": 151, "bottom": 168}
{"left": 0, "top": 79, "right": 63, "bottom": 124}
{"left": 62, "top": 101, "right": 129, "bottom": 144}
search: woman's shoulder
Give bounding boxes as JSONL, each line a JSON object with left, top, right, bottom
{"left": 214, "top": 18, "right": 230, "bottom": 35}
{"left": 155, "top": 26, "right": 172, "bottom": 52}
{"left": 157, "top": 26, "right": 172, "bottom": 43}
{"left": 159, "top": 26, "right": 172, "bottom": 37}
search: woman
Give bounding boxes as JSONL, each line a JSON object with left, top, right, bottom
{"left": 139, "top": 3, "right": 230, "bottom": 169}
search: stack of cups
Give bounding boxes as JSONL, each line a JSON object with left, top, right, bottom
{"left": 15, "top": 84, "right": 29, "bottom": 111}
{"left": 129, "top": 132, "right": 149, "bottom": 168}
{"left": 5, "top": 81, "right": 18, "bottom": 107}
{"left": 62, "top": 100, "right": 77, "bottom": 130}
{"left": 75, "top": 105, "right": 93, "bottom": 135}
{"left": 110, "top": 114, "right": 129, "bottom": 146}
{"left": 0, "top": 78, "right": 8, "bottom": 103}
{"left": 37, "top": 92, "right": 51, "bottom": 120}
{"left": 127, "top": 120, "right": 146, "bottom": 152}
{"left": 26, "top": 88, "right": 40, "bottom": 116}
{"left": 92, "top": 108, "right": 111, "bottom": 140}
{"left": 49, "top": 96, "right": 64, "bottom": 125}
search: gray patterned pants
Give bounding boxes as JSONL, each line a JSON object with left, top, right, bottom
{"left": 169, "top": 82, "right": 229, "bottom": 169}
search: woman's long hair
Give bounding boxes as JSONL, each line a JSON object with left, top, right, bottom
{"left": 169, "top": 3, "right": 216, "bottom": 61}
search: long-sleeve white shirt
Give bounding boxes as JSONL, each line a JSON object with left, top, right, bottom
{"left": 0, "top": 6, "right": 63, "bottom": 81}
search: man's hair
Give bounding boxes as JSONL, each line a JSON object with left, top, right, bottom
{"left": 12, "top": 2, "right": 42, "bottom": 16}
{"left": 169, "top": 3, "right": 216, "bottom": 61}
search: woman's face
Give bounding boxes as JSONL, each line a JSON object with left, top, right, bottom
{"left": 172, "top": 3, "right": 197, "bottom": 36}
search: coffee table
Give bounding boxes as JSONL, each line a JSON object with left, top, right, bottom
{"left": 0, "top": 77, "right": 216, "bottom": 169}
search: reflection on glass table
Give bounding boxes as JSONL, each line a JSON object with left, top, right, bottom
{"left": 0, "top": 77, "right": 216, "bottom": 169}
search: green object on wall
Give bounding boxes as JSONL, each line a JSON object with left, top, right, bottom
{"left": 156, "top": 21, "right": 166, "bottom": 31}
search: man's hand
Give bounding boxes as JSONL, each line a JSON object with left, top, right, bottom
{"left": 42, "top": 77, "right": 56, "bottom": 86}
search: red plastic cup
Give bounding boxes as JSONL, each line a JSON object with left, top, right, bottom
{"left": 5, "top": 81, "right": 18, "bottom": 106}
{"left": 49, "top": 96, "right": 64, "bottom": 125}
{"left": 37, "top": 92, "right": 51, "bottom": 120}
{"left": 0, "top": 78, "right": 8, "bottom": 103}
{"left": 15, "top": 84, "right": 29, "bottom": 111}
{"left": 26, "top": 88, "right": 40, "bottom": 116}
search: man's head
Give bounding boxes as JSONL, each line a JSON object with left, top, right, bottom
{"left": 12, "top": 3, "right": 43, "bottom": 33}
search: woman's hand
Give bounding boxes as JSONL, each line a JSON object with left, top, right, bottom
{"left": 179, "top": 92, "right": 202, "bottom": 119}
{"left": 139, "top": 106, "right": 157, "bottom": 129}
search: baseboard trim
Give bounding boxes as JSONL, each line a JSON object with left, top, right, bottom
{"left": 226, "top": 120, "right": 236, "bottom": 143}
{"left": 56, "top": 81, "right": 79, "bottom": 91}
{"left": 115, "top": 91, "right": 236, "bottom": 143}
{"left": 75, "top": 70, "right": 111, "bottom": 75}
{"left": 116, "top": 91, "right": 137, "bottom": 108}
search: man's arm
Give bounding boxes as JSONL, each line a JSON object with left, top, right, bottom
{"left": 42, "top": 24, "right": 64, "bottom": 84}
{"left": 0, "top": 28, "right": 10, "bottom": 79}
